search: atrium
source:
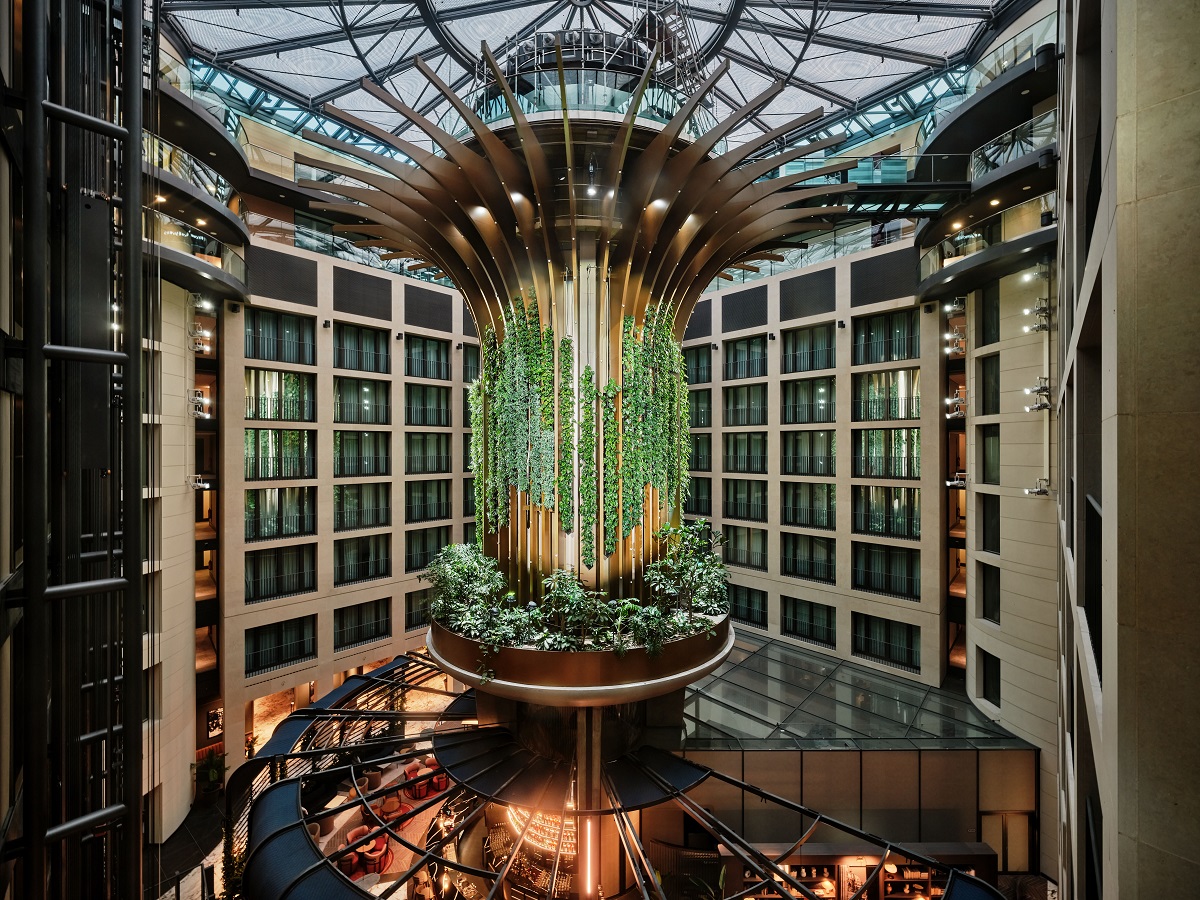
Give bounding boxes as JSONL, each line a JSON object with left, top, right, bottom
{"left": 0, "top": 1, "right": 1197, "bottom": 900}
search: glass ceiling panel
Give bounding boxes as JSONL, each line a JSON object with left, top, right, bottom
{"left": 162, "top": 0, "right": 1034, "bottom": 147}
{"left": 685, "top": 635, "right": 1033, "bottom": 750}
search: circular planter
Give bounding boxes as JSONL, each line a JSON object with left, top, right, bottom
{"left": 426, "top": 614, "right": 734, "bottom": 706}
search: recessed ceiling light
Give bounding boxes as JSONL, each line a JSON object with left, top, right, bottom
{"left": 951, "top": 221, "right": 963, "bottom": 229}
{"left": 1021, "top": 89, "right": 1030, "bottom": 95}
{"left": 989, "top": 199, "right": 1001, "bottom": 206}
{"left": 1022, "top": 185, "right": 1032, "bottom": 190}
{"left": 208, "top": 151, "right": 217, "bottom": 157}
{"left": 154, "top": 195, "right": 166, "bottom": 203}
{"left": 196, "top": 218, "right": 207, "bottom": 226}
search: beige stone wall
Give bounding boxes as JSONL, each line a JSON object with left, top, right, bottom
{"left": 1058, "top": 0, "right": 1200, "bottom": 896}
{"left": 963, "top": 268, "right": 1060, "bottom": 875}
{"left": 145, "top": 280, "right": 200, "bottom": 841}
{"left": 220, "top": 242, "right": 478, "bottom": 776}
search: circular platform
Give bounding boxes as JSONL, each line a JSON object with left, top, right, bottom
{"left": 425, "top": 614, "right": 734, "bottom": 707}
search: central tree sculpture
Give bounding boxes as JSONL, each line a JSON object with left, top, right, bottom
{"left": 300, "top": 39, "right": 855, "bottom": 602}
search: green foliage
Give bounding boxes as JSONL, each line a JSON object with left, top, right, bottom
{"left": 578, "top": 366, "right": 598, "bottom": 568}
{"left": 467, "top": 380, "right": 487, "bottom": 547}
{"left": 645, "top": 519, "right": 729, "bottom": 624}
{"left": 424, "top": 543, "right": 726, "bottom": 657}
{"left": 557, "top": 337, "right": 575, "bottom": 534}
{"left": 481, "top": 329, "right": 508, "bottom": 531}
{"left": 602, "top": 378, "right": 621, "bottom": 556}
{"left": 620, "top": 316, "right": 647, "bottom": 539}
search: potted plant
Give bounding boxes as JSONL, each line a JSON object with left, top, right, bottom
{"left": 193, "top": 749, "right": 228, "bottom": 803}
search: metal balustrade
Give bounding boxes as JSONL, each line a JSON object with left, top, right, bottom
{"left": 852, "top": 568, "right": 921, "bottom": 600}
{"left": 405, "top": 454, "right": 451, "bottom": 475}
{"left": 244, "top": 512, "right": 316, "bottom": 541}
{"left": 334, "top": 558, "right": 391, "bottom": 586}
{"left": 782, "top": 347, "right": 836, "bottom": 373}
{"left": 406, "top": 406, "right": 451, "bottom": 427}
{"left": 244, "top": 456, "right": 315, "bottom": 480}
{"left": 244, "top": 570, "right": 317, "bottom": 603}
{"left": 405, "top": 501, "right": 453, "bottom": 523}
{"left": 722, "top": 500, "right": 768, "bottom": 521}
{"left": 781, "top": 506, "right": 835, "bottom": 530}
{"left": 244, "top": 395, "right": 314, "bottom": 421}
{"left": 852, "top": 336, "right": 921, "bottom": 365}
{"left": 723, "top": 454, "right": 767, "bottom": 473}
{"left": 852, "top": 455, "right": 921, "bottom": 480}
{"left": 333, "top": 507, "right": 391, "bottom": 531}
{"left": 852, "top": 397, "right": 922, "bottom": 422}
{"left": 723, "top": 356, "right": 768, "bottom": 380}
{"left": 333, "top": 455, "right": 391, "bottom": 477}
{"left": 405, "top": 357, "right": 452, "bottom": 380}
{"left": 852, "top": 511, "right": 921, "bottom": 539}
{"left": 782, "top": 455, "right": 836, "bottom": 476}
{"left": 723, "top": 406, "right": 768, "bottom": 426}
{"left": 781, "top": 557, "right": 836, "bottom": 584}
{"left": 724, "top": 547, "right": 768, "bottom": 570}
{"left": 334, "top": 346, "right": 390, "bottom": 374}
{"left": 334, "top": 398, "right": 391, "bottom": 425}
{"left": 781, "top": 401, "right": 836, "bottom": 424}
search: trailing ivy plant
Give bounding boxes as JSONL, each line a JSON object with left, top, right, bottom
{"left": 467, "top": 380, "right": 487, "bottom": 546}
{"left": 602, "top": 378, "right": 621, "bottom": 557}
{"left": 557, "top": 336, "right": 575, "bottom": 533}
{"left": 578, "top": 366, "right": 598, "bottom": 568}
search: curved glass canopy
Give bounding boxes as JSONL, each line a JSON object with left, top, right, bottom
{"left": 161, "top": 0, "right": 1036, "bottom": 152}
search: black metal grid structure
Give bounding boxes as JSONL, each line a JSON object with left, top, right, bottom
{"left": 230, "top": 655, "right": 1008, "bottom": 900}
{"left": 0, "top": 0, "right": 147, "bottom": 896}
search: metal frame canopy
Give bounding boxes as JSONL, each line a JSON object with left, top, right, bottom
{"left": 161, "top": 0, "right": 1036, "bottom": 151}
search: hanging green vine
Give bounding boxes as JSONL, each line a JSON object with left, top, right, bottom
{"left": 602, "top": 378, "right": 621, "bottom": 557}
{"left": 557, "top": 336, "right": 575, "bottom": 534}
{"left": 468, "top": 380, "right": 487, "bottom": 545}
{"left": 620, "top": 316, "right": 647, "bottom": 539}
{"left": 579, "top": 366, "right": 597, "bottom": 567}
{"left": 481, "top": 328, "right": 508, "bottom": 531}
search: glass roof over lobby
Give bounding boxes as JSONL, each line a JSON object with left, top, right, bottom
{"left": 684, "top": 633, "right": 1029, "bottom": 750}
{"left": 161, "top": 0, "right": 1037, "bottom": 150}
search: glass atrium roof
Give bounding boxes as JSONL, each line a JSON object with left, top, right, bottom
{"left": 684, "top": 633, "right": 1028, "bottom": 749}
{"left": 162, "top": 0, "right": 1034, "bottom": 151}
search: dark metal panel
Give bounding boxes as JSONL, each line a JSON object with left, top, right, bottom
{"left": 247, "top": 245, "right": 319, "bottom": 305}
{"left": 780, "top": 269, "right": 837, "bottom": 320}
{"left": 721, "top": 285, "right": 768, "bottom": 332}
{"left": 332, "top": 266, "right": 392, "bottom": 320}
{"left": 462, "top": 300, "right": 477, "bottom": 338}
{"left": 850, "top": 248, "right": 919, "bottom": 307}
{"left": 683, "top": 299, "right": 711, "bottom": 340}
{"left": 404, "top": 284, "right": 454, "bottom": 333}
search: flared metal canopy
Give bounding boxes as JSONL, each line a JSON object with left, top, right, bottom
{"left": 161, "top": 0, "right": 1037, "bottom": 151}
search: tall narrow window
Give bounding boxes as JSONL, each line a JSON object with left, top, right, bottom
{"left": 979, "top": 354, "right": 1001, "bottom": 415}
{"left": 980, "top": 493, "right": 1001, "bottom": 554}
{"left": 980, "top": 424, "right": 1001, "bottom": 484}
{"left": 977, "top": 283, "right": 1000, "bottom": 346}
{"left": 980, "top": 649, "right": 1001, "bottom": 706}
{"left": 980, "top": 562, "right": 1001, "bottom": 622}
{"left": 334, "top": 322, "right": 390, "bottom": 373}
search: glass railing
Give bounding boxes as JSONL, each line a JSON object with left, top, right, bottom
{"left": 919, "top": 191, "right": 1056, "bottom": 281}
{"left": 707, "top": 219, "right": 917, "bottom": 292}
{"left": 145, "top": 133, "right": 247, "bottom": 222}
{"left": 915, "top": 12, "right": 1058, "bottom": 148}
{"left": 159, "top": 46, "right": 250, "bottom": 151}
{"left": 970, "top": 109, "right": 1057, "bottom": 179}
{"left": 145, "top": 209, "right": 247, "bottom": 284}
{"left": 246, "top": 212, "right": 456, "bottom": 286}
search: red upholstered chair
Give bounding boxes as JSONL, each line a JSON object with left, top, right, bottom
{"left": 431, "top": 769, "right": 449, "bottom": 792}
{"left": 336, "top": 850, "right": 359, "bottom": 875}
{"left": 404, "top": 760, "right": 422, "bottom": 780}
{"left": 362, "top": 835, "right": 389, "bottom": 873}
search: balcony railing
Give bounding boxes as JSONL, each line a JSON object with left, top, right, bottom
{"left": 405, "top": 454, "right": 451, "bottom": 475}
{"left": 244, "top": 570, "right": 316, "bottom": 603}
{"left": 463, "top": 363, "right": 481, "bottom": 383}
{"left": 405, "top": 357, "right": 452, "bottom": 380}
{"left": 245, "top": 333, "right": 314, "bottom": 366}
{"left": 782, "top": 455, "right": 835, "bottom": 476}
{"left": 333, "top": 455, "right": 391, "bottom": 477}
{"left": 723, "top": 454, "right": 767, "bottom": 474}
{"left": 781, "top": 401, "right": 835, "bottom": 424}
{"left": 335, "top": 399, "right": 390, "bottom": 425}
{"left": 722, "top": 500, "right": 768, "bottom": 522}
{"left": 782, "top": 506, "right": 835, "bottom": 530}
{"left": 245, "top": 395, "right": 314, "bottom": 422}
{"left": 919, "top": 191, "right": 1056, "bottom": 281}
{"left": 724, "top": 356, "right": 768, "bottom": 380}
{"left": 406, "top": 406, "right": 451, "bottom": 427}
{"left": 405, "top": 549, "right": 442, "bottom": 572}
{"left": 724, "top": 547, "right": 768, "bottom": 570}
{"left": 244, "top": 513, "right": 316, "bottom": 542}
{"left": 683, "top": 496, "right": 711, "bottom": 516}
{"left": 853, "top": 569, "right": 921, "bottom": 600}
{"left": 334, "top": 558, "right": 391, "bottom": 586}
{"left": 688, "top": 453, "right": 711, "bottom": 472}
{"left": 334, "top": 346, "right": 389, "bottom": 374}
{"left": 852, "top": 397, "right": 921, "bottom": 422}
{"left": 145, "top": 209, "right": 246, "bottom": 284}
{"left": 852, "top": 642, "right": 920, "bottom": 674}
{"left": 144, "top": 133, "right": 246, "bottom": 222}
{"left": 782, "top": 557, "right": 836, "bottom": 584}
{"left": 334, "top": 507, "right": 391, "bottom": 531}
{"left": 782, "top": 620, "right": 836, "bottom": 648}
{"left": 852, "top": 456, "right": 921, "bottom": 480}
{"left": 406, "top": 501, "right": 453, "bottom": 523}
{"left": 244, "top": 456, "right": 315, "bottom": 480}
{"left": 853, "top": 511, "right": 921, "bottom": 540}
{"left": 723, "top": 406, "right": 768, "bottom": 426}
{"left": 245, "top": 640, "right": 316, "bottom": 677}
{"left": 686, "top": 362, "right": 711, "bottom": 385}
{"left": 334, "top": 619, "right": 392, "bottom": 652}
{"left": 689, "top": 407, "right": 712, "bottom": 428}
{"left": 782, "top": 347, "right": 836, "bottom": 374}
{"left": 971, "top": 109, "right": 1058, "bottom": 180}
{"left": 852, "top": 336, "right": 920, "bottom": 366}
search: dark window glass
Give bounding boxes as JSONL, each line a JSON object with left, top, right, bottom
{"left": 781, "top": 596, "right": 836, "bottom": 647}
{"left": 245, "top": 615, "right": 317, "bottom": 676}
{"left": 978, "top": 282, "right": 1000, "bottom": 346}
{"left": 851, "top": 612, "right": 920, "bottom": 672}
{"left": 980, "top": 493, "right": 1001, "bottom": 553}
{"left": 334, "top": 597, "right": 391, "bottom": 650}
{"left": 981, "top": 562, "right": 1000, "bottom": 622}
{"left": 728, "top": 585, "right": 767, "bottom": 628}
{"left": 684, "top": 346, "right": 712, "bottom": 384}
{"left": 981, "top": 649, "right": 1001, "bottom": 706}
{"left": 684, "top": 477, "right": 711, "bottom": 516}
{"left": 782, "top": 322, "right": 836, "bottom": 373}
{"left": 405, "top": 588, "right": 434, "bottom": 631}
{"left": 979, "top": 354, "right": 1001, "bottom": 415}
{"left": 981, "top": 424, "right": 1000, "bottom": 484}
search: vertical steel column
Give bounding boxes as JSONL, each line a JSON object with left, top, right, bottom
{"left": 120, "top": 0, "right": 145, "bottom": 894}
{"left": 21, "top": 0, "right": 50, "bottom": 892}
